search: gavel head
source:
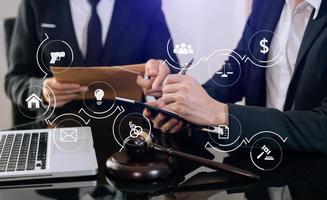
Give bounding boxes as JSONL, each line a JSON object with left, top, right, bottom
{"left": 123, "top": 131, "right": 153, "bottom": 158}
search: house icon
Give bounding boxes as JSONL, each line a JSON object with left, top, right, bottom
{"left": 26, "top": 93, "right": 42, "bottom": 109}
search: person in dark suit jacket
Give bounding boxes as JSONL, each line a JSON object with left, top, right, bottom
{"left": 5, "top": 0, "right": 177, "bottom": 110}
{"left": 138, "top": 0, "right": 327, "bottom": 153}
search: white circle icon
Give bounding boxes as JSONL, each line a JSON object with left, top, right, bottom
{"left": 94, "top": 89, "right": 105, "bottom": 105}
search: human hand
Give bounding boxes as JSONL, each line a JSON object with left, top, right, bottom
{"left": 136, "top": 59, "right": 170, "bottom": 98}
{"left": 144, "top": 74, "right": 228, "bottom": 133}
{"left": 42, "top": 77, "right": 88, "bottom": 108}
{"left": 143, "top": 100, "right": 185, "bottom": 134}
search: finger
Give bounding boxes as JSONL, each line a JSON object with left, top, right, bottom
{"left": 145, "top": 59, "right": 159, "bottom": 77}
{"left": 143, "top": 89, "right": 162, "bottom": 98}
{"left": 48, "top": 80, "right": 81, "bottom": 90}
{"left": 146, "top": 87, "right": 162, "bottom": 94}
{"left": 143, "top": 101, "right": 163, "bottom": 120}
{"left": 146, "top": 101, "right": 163, "bottom": 108}
{"left": 169, "top": 121, "right": 184, "bottom": 134}
{"left": 163, "top": 74, "right": 185, "bottom": 86}
{"left": 143, "top": 108, "right": 154, "bottom": 120}
{"left": 162, "top": 83, "right": 181, "bottom": 94}
{"left": 43, "top": 89, "right": 56, "bottom": 104}
{"left": 56, "top": 86, "right": 87, "bottom": 94}
{"left": 152, "top": 61, "right": 169, "bottom": 89}
{"left": 144, "top": 86, "right": 163, "bottom": 97}
{"left": 145, "top": 91, "right": 163, "bottom": 98}
{"left": 51, "top": 88, "right": 84, "bottom": 95}
{"left": 153, "top": 113, "right": 168, "bottom": 129}
{"left": 166, "top": 102, "right": 182, "bottom": 115}
{"left": 148, "top": 93, "right": 163, "bottom": 98}
{"left": 54, "top": 94, "right": 78, "bottom": 102}
{"left": 136, "top": 75, "right": 153, "bottom": 89}
{"left": 80, "top": 86, "right": 89, "bottom": 92}
{"left": 160, "top": 118, "right": 179, "bottom": 133}
{"left": 154, "top": 99, "right": 167, "bottom": 108}
{"left": 53, "top": 97, "right": 76, "bottom": 108}
{"left": 162, "top": 93, "right": 178, "bottom": 105}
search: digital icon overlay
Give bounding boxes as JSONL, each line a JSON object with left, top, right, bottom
{"left": 52, "top": 119, "right": 86, "bottom": 152}
{"left": 166, "top": 31, "right": 200, "bottom": 70}
{"left": 94, "top": 89, "right": 105, "bottom": 105}
{"left": 256, "top": 145, "right": 274, "bottom": 160}
{"left": 206, "top": 114, "right": 242, "bottom": 150}
{"left": 82, "top": 81, "right": 116, "bottom": 116}
{"left": 173, "top": 43, "right": 194, "bottom": 55}
{"left": 250, "top": 137, "right": 283, "bottom": 171}
{"left": 259, "top": 38, "right": 269, "bottom": 55}
{"left": 26, "top": 93, "right": 42, "bottom": 109}
{"left": 217, "top": 125, "right": 230, "bottom": 140}
{"left": 207, "top": 51, "right": 242, "bottom": 88}
{"left": 50, "top": 51, "right": 66, "bottom": 64}
{"left": 216, "top": 63, "right": 234, "bottom": 78}
{"left": 37, "top": 34, "right": 74, "bottom": 77}
{"left": 18, "top": 85, "right": 56, "bottom": 120}
{"left": 129, "top": 121, "right": 144, "bottom": 138}
{"left": 60, "top": 128, "right": 78, "bottom": 143}
{"left": 113, "top": 112, "right": 152, "bottom": 151}
{"left": 247, "top": 30, "right": 282, "bottom": 68}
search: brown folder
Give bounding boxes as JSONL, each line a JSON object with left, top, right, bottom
{"left": 50, "top": 64, "right": 145, "bottom": 101}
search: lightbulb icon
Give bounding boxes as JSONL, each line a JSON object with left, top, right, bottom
{"left": 94, "top": 89, "right": 104, "bottom": 105}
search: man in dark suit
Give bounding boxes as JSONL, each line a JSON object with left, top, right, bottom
{"left": 5, "top": 0, "right": 176, "bottom": 110}
{"left": 138, "top": 0, "right": 327, "bottom": 153}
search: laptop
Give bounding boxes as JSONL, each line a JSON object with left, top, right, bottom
{"left": 0, "top": 127, "right": 98, "bottom": 181}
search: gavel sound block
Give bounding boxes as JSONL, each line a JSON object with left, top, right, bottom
{"left": 105, "top": 150, "right": 172, "bottom": 181}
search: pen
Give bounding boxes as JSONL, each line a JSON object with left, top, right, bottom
{"left": 178, "top": 58, "right": 194, "bottom": 75}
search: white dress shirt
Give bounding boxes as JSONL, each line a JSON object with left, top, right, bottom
{"left": 266, "top": 0, "right": 321, "bottom": 111}
{"left": 69, "top": 0, "right": 115, "bottom": 57}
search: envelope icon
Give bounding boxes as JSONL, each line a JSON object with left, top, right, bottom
{"left": 60, "top": 128, "right": 78, "bottom": 143}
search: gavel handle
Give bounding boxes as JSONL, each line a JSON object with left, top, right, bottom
{"left": 150, "top": 144, "right": 259, "bottom": 180}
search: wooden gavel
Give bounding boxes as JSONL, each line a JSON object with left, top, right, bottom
{"left": 123, "top": 132, "right": 259, "bottom": 180}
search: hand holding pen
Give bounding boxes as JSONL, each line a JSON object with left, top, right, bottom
{"left": 144, "top": 57, "right": 228, "bottom": 134}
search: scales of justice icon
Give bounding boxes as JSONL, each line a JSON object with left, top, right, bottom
{"left": 216, "top": 63, "right": 233, "bottom": 78}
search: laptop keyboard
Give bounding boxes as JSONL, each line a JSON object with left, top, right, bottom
{"left": 0, "top": 132, "right": 48, "bottom": 172}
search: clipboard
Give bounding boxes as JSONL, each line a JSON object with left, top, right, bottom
{"left": 116, "top": 97, "right": 185, "bottom": 120}
{"left": 51, "top": 64, "right": 145, "bottom": 101}
{"left": 116, "top": 97, "right": 233, "bottom": 136}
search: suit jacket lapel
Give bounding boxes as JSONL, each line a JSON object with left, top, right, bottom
{"left": 249, "top": 0, "right": 285, "bottom": 106}
{"left": 100, "top": 0, "right": 133, "bottom": 66}
{"left": 284, "top": 0, "right": 327, "bottom": 111}
{"left": 54, "top": 0, "right": 86, "bottom": 66}
{"left": 256, "top": 0, "right": 286, "bottom": 62}
{"left": 295, "top": 1, "right": 327, "bottom": 68}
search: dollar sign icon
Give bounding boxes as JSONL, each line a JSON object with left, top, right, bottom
{"left": 260, "top": 38, "right": 269, "bottom": 54}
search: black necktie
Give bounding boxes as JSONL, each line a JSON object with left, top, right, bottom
{"left": 86, "top": 0, "right": 102, "bottom": 66}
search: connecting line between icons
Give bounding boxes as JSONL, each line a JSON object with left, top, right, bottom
{"left": 78, "top": 105, "right": 123, "bottom": 120}
{"left": 244, "top": 56, "right": 283, "bottom": 68}
{"left": 165, "top": 48, "right": 247, "bottom": 72}
{"left": 111, "top": 107, "right": 126, "bottom": 150}
{"left": 204, "top": 49, "right": 246, "bottom": 62}
{"left": 165, "top": 56, "right": 204, "bottom": 70}
{"left": 36, "top": 33, "right": 50, "bottom": 79}
{"left": 45, "top": 113, "right": 90, "bottom": 126}
{"left": 205, "top": 131, "right": 288, "bottom": 153}
{"left": 205, "top": 141, "right": 244, "bottom": 153}
{"left": 166, "top": 46, "right": 282, "bottom": 71}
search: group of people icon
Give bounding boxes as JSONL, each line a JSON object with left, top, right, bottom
{"left": 173, "top": 43, "right": 194, "bottom": 55}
